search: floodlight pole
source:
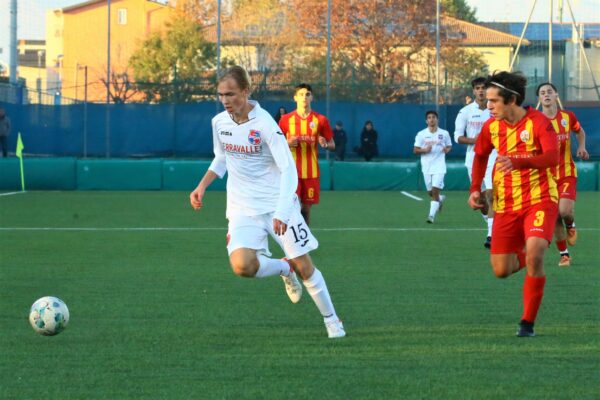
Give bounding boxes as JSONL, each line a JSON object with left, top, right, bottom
{"left": 105, "top": 0, "right": 112, "bottom": 157}
{"left": 435, "top": 0, "right": 440, "bottom": 114}
{"left": 549, "top": 0, "right": 553, "bottom": 83}
{"left": 326, "top": 0, "right": 331, "bottom": 121}
{"left": 326, "top": 0, "right": 332, "bottom": 190}
{"left": 216, "top": 0, "right": 221, "bottom": 113}
{"left": 9, "top": 0, "right": 17, "bottom": 85}
{"left": 82, "top": 65, "right": 88, "bottom": 158}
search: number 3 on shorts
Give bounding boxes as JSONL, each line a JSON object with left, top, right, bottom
{"left": 533, "top": 211, "right": 545, "bottom": 227}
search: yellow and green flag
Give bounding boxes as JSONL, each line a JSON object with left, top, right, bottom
{"left": 16, "top": 132, "right": 24, "bottom": 158}
{"left": 16, "top": 132, "right": 25, "bottom": 191}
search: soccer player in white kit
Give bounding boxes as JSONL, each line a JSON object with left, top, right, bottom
{"left": 414, "top": 110, "right": 452, "bottom": 223}
{"left": 189, "top": 66, "right": 345, "bottom": 338}
{"left": 454, "top": 77, "right": 496, "bottom": 248}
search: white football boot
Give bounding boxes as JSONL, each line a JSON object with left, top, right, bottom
{"left": 325, "top": 319, "right": 346, "bottom": 339}
{"left": 281, "top": 261, "right": 302, "bottom": 303}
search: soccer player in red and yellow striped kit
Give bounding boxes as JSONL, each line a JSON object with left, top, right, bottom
{"left": 537, "top": 82, "right": 590, "bottom": 267}
{"left": 279, "top": 84, "right": 335, "bottom": 225}
{"left": 468, "top": 71, "right": 559, "bottom": 337}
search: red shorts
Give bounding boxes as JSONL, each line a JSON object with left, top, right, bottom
{"left": 491, "top": 202, "right": 558, "bottom": 254}
{"left": 556, "top": 176, "right": 577, "bottom": 201}
{"left": 296, "top": 178, "right": 320, "bottom": 204}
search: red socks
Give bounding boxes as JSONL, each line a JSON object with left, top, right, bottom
{"left": 556, "top": 240, "right": 567, "bottom": 252}
{"left": 521, "top": 275, "right": 546, "bottom": 323}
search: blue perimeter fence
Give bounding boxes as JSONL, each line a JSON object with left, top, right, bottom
{"left": 1, "top": 101, "right": 599, "bottom": 158}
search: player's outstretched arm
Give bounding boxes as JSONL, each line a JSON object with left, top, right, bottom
{"left": 190, "top": 170, "right": 219, "bottom": 210}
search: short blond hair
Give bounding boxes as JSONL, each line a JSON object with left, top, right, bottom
{"left": 218, "top": 66, "right": 251, "bottom": 91}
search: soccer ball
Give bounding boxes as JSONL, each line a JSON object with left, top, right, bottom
{"left": 29, "top": 296, "right": 70, "bottom": 336}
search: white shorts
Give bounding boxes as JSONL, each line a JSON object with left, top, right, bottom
{"left": 467, "top": 162, "right": 494, "bottom": 191}
{"left": 423, "top": 173, "right": 445, "bottom": 191}
{"left": 226, "top": 198, "right": 318, "bottom": 260}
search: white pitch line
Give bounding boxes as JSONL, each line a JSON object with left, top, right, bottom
{"left": 0, "top": 191, "right": 26, "bottom": 197}
{"left": 401, "top": 191, "right": 423, "bottom": 201}
{"left": 1, "top": 227, "right": 599, "bottom": 232}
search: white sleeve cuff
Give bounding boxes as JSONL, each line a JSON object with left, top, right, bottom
{"left": 208, "top": 156, "right": 227, "bottom": 178}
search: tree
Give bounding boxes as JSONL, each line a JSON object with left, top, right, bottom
{"left": 129, "top": 12, "right": 216, "bottom": 103}
{"left": 287, "top": 0, "right": 486, "bottom": 103}
{"left": 217, "top": 0, "right": 308, "bottom": 99}
{"left": 99, "top": 68, "right": 139, "bottom": 103}
{"left": 442, "top": 0, "right": 478, "bottom": 23}
{"left": 290, "top": 0, "right": 441, "bottom": 102}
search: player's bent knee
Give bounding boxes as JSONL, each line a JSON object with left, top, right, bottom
{"left": 490, "top": 258, "right": 514, "bottom": 278}
{"left": 492, "top": 267, "right": 512, "bottom": 279}
{"left": 229, "top": 252, "right": 259, "bottom": 278}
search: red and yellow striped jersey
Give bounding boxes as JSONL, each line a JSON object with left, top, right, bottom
{"left": 278, "top": 111, "right": 333, "bottom": 179}
{"left": 475, "top": 107, "right": 558, "bottom": 213}
{"left": 547, "top": 110, "right": 581, "bottom": 180}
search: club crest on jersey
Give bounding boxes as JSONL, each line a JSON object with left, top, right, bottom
{"left": 520, "top": 130, "right": 530, "bottom": 143}
{"left": 561, "top": 119, "right": 568, "bottom": 128}
{"left": 438, "top": 134, "right": 443, "bottom": 140}
{"left": 310, "top": 121, "right": 316, "bottom": 130}
{"left": 248, "top": 130, "right": 262, "bottom": 145}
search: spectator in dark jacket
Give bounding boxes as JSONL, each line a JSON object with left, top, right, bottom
{"left": 332, "top": 121, "right": 347, "bottom": 161}
{"left": 0, "top": 108, "right": 11, "bottom": 157}
{"left": 356, "top": 120, "right": 378, "bottom": 161}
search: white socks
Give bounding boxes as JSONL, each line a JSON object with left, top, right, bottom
{"left": 429, "top": 201, "right": 440, "bottom": 218}
{"left": 487, "top": 217, "right": 494, "bottom": 237}
{"left": 255, "top": 255, "right": 290, "bottom": 278}
{"left": 303, "top": 268, "right": 337, "bottom": 319}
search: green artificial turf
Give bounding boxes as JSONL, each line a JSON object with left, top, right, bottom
{"left": 1, "top": 191, "right": 598, "bottom": 399}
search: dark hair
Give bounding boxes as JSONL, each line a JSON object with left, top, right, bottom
{"left": 218, "top": 66, "right": 251, "bottom": 91}
{"left": 274, "top": 106, "right": 287, "bottom": 122}
{"left": 336, "top": 121, "right": 343, "bottom": 126}
{"left": 425, "top": 110, "right": 438, "bottom": 118}
{"left": 484, "top": 71, "right": 526, "bottom": 106}
{"left": 294, "top": 83, "right": 312, "bottom": 94}
{"left": 535, "top": 82, "right": 557, "bottom": 96}
{"left": 471, "top": 77, "right": 486, "bottom": 88}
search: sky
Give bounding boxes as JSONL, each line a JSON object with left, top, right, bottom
{"left": 468, "top": 0, "right": 600, "bottom": 23}
{"left": 1, "top": 0, "right": 600, "bottom": 66}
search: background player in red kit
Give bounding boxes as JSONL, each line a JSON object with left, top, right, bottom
{"left": 279, "top": 83, "right": 335, "bottom": 225}
{"left": 468, "top": 71, "right": 559, "bottom": 337}
{"left": 537, "top": 82, "right": 590, "bottom": 267}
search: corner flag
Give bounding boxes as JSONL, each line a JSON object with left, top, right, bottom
{"left": 16, "top": 132, "right": 25, "bottom": 191}
{"left": 16, "top": 132, "right": 24, "bottom": 158}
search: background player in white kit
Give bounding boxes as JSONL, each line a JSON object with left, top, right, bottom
{"left": 454, "top": 77, "right": 496, "bottom": 248}
{"left": 414, "top": 110, "right": 452, "bottom": 223}
{"left": 189, "top": 66, "right": 345, "bottom": 339}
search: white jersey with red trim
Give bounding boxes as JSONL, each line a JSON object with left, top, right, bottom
{"left": 454, "top": 101, "right": 496, "bottom": 168}
{"left": 209, "top": 100, "right": 297, "bottom": 222}
{"left": 414, "top": 127, "right": 452, "bottom": 174}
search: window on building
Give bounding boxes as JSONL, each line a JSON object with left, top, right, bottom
{"left": 117, "top": 9, "right": 128, "bottom": 25}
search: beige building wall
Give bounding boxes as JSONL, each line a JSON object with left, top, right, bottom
{"left": 47, "top": 0, "right": 172, "bottom": 103}
{"left": 473, "top": 46, "right": 514, "bottom": 73}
